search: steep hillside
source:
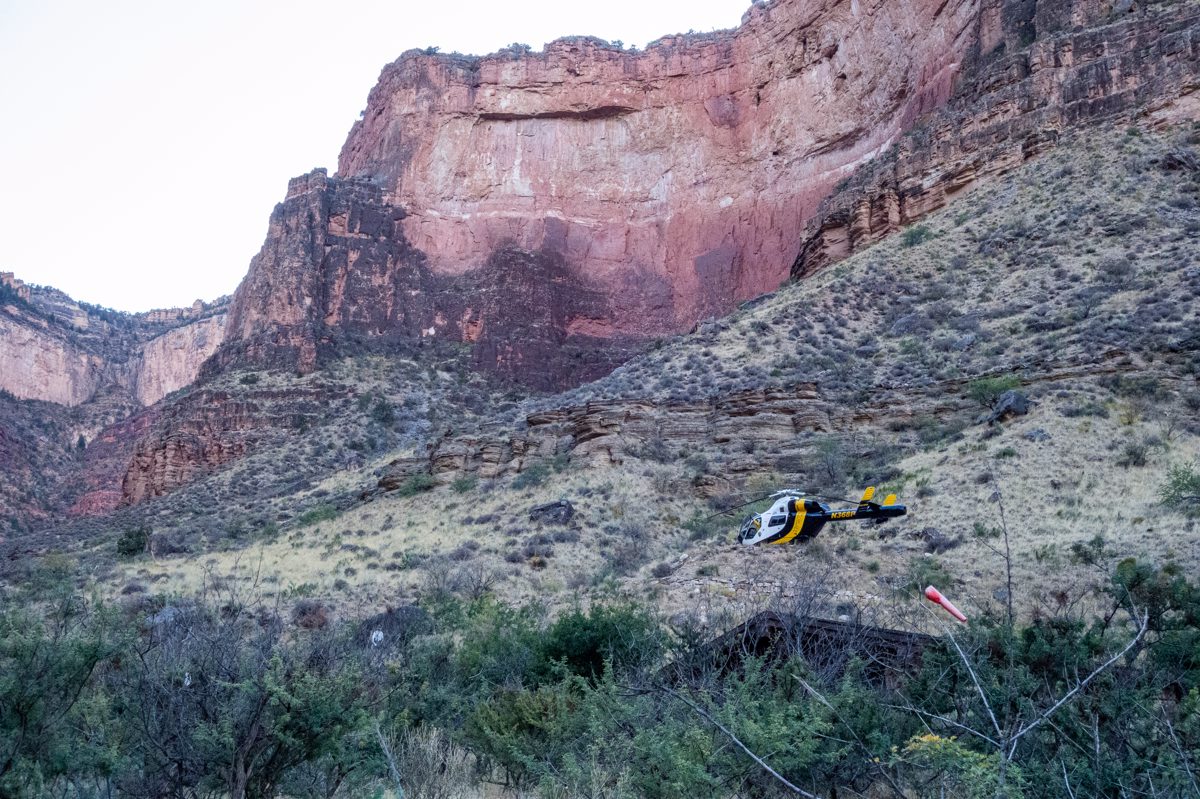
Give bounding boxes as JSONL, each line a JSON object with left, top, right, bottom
{"left": 82, "top": 125, "right": 1200, "bottom": 625}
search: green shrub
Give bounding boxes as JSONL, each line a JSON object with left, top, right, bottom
{"left": 238, "top": 372, "right": 260, "bottom": 385}
{"left": 967, "top": 374, "right": 1021, "bottom": 408}
{"left": 684, "top": 512, "right": 727, "bottom": 541}
{"left": 901, "top": 224, "right": 934, "bottom": 247}
{"left": 450, "top": 475, "right": 478, "bottom": 494}
{"left": 1160, "top": 461, "right": 1200, "bottom": 511}
{"left": 370, "top": 398, "right": 396, "bottom": 425}
{"left": 513, "top": 462, "right": 550, "bottom": 490}
{"left": 905, "top": 556, "right": 953, "bottom": 593}
{"left": 296, "top": 504, "right": 339, "bottom": 526}
{"left": 397, "top": 473, "right": 436, "bottom": 497}
{"left": 540, "top": 604, "right": 663, "bottom": 681}
{"left": 116, "top": 526, "right": 148, "bottom": 558}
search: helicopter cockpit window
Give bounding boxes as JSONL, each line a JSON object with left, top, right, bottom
{"left": 769, "top": 515, "right": 786, "bottom": 526}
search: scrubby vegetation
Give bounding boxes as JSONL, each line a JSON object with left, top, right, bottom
{"left": 2, "top": 559, "right": 1197, "bottom": 798}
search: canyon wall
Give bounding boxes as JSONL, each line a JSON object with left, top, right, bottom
{"left": 224, "top": 0, "right": 982, "bottom": 384}
{"left": 0, "top": 284, "right": 228, "bottom": 407}
{"left": 337, "top": 0, "right": 976, "bottom": 331}
{"left": 227, "top": 0, "right": 1200, "bottom": 390}
{"left": 12, "top": 0, "right": 1200, "bottom": 519}
{"left": 134, "top": 314, "right": 228, "bottom": 406}
{"left": 218, "top": 169, "right": 643, "bottom": 389}
{"left": 792, "top": 1, "right": 1200, "bottom": 276}
{"left": 0, "top": 310, "right": 106, "bottom": 406}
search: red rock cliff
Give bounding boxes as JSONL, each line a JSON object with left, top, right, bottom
{"left": 792, "top": 0, "right": 1200, "bottom": 276}
{"left": 334, "top": 0, "right": 977, "bottom": 336}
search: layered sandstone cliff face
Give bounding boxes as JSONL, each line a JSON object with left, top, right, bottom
{"left": 134, "top": 314, "right": 227, "bottom": 406}
{"left": 226, "top": 0, "right": 1200, "bottom": 391}
{"left": 334, "top": 0, "right": 980, "bottom": 331}
{"left": 224, "top": 0, "right": 981, "bottom": 383}
{"left": 792, "top": 1, "right": 1200, "bottom": 275}
{"left": 0, "top": 287, "right": 228, "bottom": 407}
{"left": 120, "top": 384, "right": 332, "bottom": 504}
{"left": 0, "top": 309, "right": 107, "bottom": 406}
{"left": 217, "top": 169, "right": 641, "bottom": 388}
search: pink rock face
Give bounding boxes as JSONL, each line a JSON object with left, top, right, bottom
{"left": 0, "top": 312, "right": 105, "bottom": 406}
{"left": 135, "top": 315, "right": 228, "bottom": 406}
{"left": 337, "top": 0, "right": 977, "bottom": 336}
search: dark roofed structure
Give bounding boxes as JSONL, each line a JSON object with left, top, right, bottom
{"left": 669, "top": 611, "right": 938, "bottom": 689}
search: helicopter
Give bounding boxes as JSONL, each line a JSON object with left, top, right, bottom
{"left": 734, "top": 486, "right": 907, "bottom": 546}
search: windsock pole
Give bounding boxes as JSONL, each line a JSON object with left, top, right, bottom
{"left": 925, "top": 585, "right": 967, "bottom": 623}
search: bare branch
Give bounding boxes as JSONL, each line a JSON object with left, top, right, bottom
{"left": 1007, "top": 611, "right": 1149, "bottom": 758}
{"left": 942, "top": 625, "right": 1004, "bottom": 741}
{"left": 374, "top": 720, "right": 405, "bottom": 799}
{"left": 1161, "top": 706, "right": 1200, "bottom": 797}
{"left": 662, "top": 687, "right": 822, "bottom": 798}
{"left": 882, "top": 703, "right": 1000, "bottom": 749}
{"left": 1061, "top": 758, "right": 1077, "bottom": 799}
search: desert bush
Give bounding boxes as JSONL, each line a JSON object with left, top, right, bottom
{"left": 1116, "top": 438, "right": 1150, "bottom": 468}
{"left": 376, "top": 725, "right": 479, "bottom": 799}
{"left": 1160, "top": 461, "right": 1200, "bottom": 511}
{"left": 1061, "top": 400, "right": 1109, "bottom": 418}
{"left": 116, "top": 525, "right": 149, "bottom": 558}
{"left": 904, "top": 555, "right": 953, "bottom": 593}
{"left": 450, "top": 475, "right": 478, "bottom": 493}
{"left": 297, "top": 504, "right": 339, "bottom": 526}
{"left": 292, "top": 599, "right": 331, "bottom": 629}
{"left": 1096, "top": 254, "right": 1137, "bottom": 286}
{"left": 513, "top": 461, "right": 551, "bottom": 490}
{"left": 396, "top": 473, "right": 436, "bottom": 497}
{"left": 370, "top": 398, "right": 396, "bottom": 426}
{"left": 901, "top": 224, "right": 934, "bottom": 247}
{"left": 967, "top": 374, "right": 1021, "bottom": 408}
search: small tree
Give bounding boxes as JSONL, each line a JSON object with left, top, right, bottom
{"left": 116, "top": 526, "right": 149, "bottom": 558}
{"left": 1160, "top": 461, "right": 1200, "bottom": 511}
{"left": 967, "top": 375, "right": 1021, "bottom": 408}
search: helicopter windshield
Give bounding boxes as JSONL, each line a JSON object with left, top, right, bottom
{"left": 738, "top": 515, "right": 759, "bottom": 542}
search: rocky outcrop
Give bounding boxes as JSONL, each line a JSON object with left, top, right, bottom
{"left": 0, "top": 309, "right": 107, "bottom": 406}
{"left": 120, "top": 384, "right": 336, "bottom": 504}
{"left": 378, "top": 349, "right": 1153, "bottom": 497}
{"left": 219, "top": 170, "right": 640, "bottom": 389}
{"left": 379, "top": 383, "right": 838, "bottom": 490}
{"left": 0, "top": 273, "right": 30, "bottom": 302}
{"left": 791, "top": 1, "right": 1200, "bottom": 276}
{"left": 68, "top": 407, "right": 162, "bottom": 516}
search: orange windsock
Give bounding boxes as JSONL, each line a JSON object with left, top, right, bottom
{"left": 925, "top": 585, "right": 967, "bottom": 623}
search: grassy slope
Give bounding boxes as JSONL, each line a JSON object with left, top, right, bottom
{"left": 89, "top": 125, "right": 1200, "bottom": 629}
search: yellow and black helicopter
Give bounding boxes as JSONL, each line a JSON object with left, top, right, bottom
{"left": 732, "top": 486, "right": 907, "bottom": 545}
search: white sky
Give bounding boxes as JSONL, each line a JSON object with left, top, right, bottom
{"left": 0, "top": 0, "right": 748, "bottom": 313}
